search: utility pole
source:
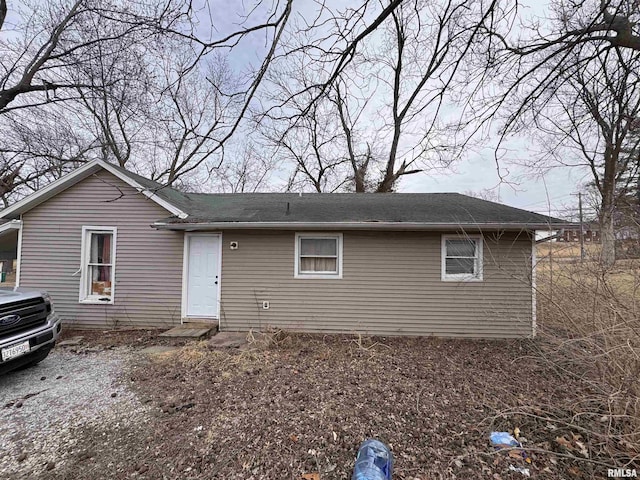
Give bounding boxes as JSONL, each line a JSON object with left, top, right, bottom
{"left": 578, "top": 192, "right": 585, "bottom": 261}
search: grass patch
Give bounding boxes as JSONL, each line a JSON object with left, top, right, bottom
{"left": 534, "top": 254, "right": 640, "bottom": 469}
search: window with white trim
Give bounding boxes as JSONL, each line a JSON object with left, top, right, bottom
{"left": 295, "top": 233, "right": 343, "bottom": 278}
{"left": 80, "top": 226, "right": 116, "bottom": 303}
{"left": 442, "top": 235, "right": 483, "bottom": 281}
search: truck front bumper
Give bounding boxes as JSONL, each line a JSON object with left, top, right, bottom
{"left": 0, "top": 313, "right": 62, "bottom": 373}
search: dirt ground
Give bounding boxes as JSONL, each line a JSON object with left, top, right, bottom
{"left": 17, "top": 328, "right": 624, "bottom": 480}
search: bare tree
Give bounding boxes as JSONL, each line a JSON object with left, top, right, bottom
{"left": 476, "top": 1, "right": 640, "bottom": 130}
{"left": 463, "top": 188, "right": 501, "bottom": 202}
{"left": 4, "top": 0, "right": 640, "bottom": 210}
{"left": 72, "top": 30, "right": 155, "bottom": 168}
{"left": 374, "top": 2, "right": 462, "bottom": 192}
{"left": 331, "top": 81, "right": 378, "bottom": 192}
{"left": 462, "top": 0, "right": 640, "bottom": 266}
{"left": 529, "top": 47, "right": 640, "bottom": 266}
{"left": 261, "top": 68, "right": 353, "bottom": 193}
{"left": 0, "top": 101, "right": 97, "bottom": 205}
{"left": 0, "top": 0, "right": 505, "bottom": 199}
{"left": 144, "top": 54, "right": 247, "bottom": 185}
{"left": 0, "top": 0, "right": 294, "bottom": 201}
{"left": 0, "top": 0, "right": 193, "bottom": 114}
{"left": 263, "top": 0, "right": 501, "bottom": 193}
{"left": 206, "top": 142, "right": 277, "bottom": 193}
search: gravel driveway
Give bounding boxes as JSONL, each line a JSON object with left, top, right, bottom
{"left": 0, "top": 347, "right": 148, "bottom": 479}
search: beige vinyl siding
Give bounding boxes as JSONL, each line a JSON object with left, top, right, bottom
{"left": 20, "top": 170, "right": 183, "bottom": 329}
{"left": 220, "top": 230, "right": 534, "bottom": 338}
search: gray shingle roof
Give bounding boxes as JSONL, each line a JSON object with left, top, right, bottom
{"left": 109, "top": 164, "right": 568, "bottom": 228}
{"left": 155, "top": 192, "right": 568, "bottom": 228}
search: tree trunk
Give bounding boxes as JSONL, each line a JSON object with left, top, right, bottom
{"left": 354, "top": 169, "right": 366, "bottom": 192}
{"left": 598, "top": 142, "right": 618, "bottom": 268}
{"left": 600, "top": 196, "right": 616, "bottom": 269}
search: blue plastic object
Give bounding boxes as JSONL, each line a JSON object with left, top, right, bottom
{"left": 352, "top": 439, "right": 393, "bottom": 480}
{"left": 490, "top": 431, "right": 520, "bottom": 447}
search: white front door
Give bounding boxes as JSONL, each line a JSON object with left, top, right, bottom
{"left": 186, "top": 234, "right": 220, "bottom": 318}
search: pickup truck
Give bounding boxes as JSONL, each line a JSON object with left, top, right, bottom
{"left": 0, "top": 288, "right": 61, "bottom": 375}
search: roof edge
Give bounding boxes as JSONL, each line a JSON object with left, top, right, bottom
{"left": 0, "top": 219, "right": 22, "bottom": 236}
{"left": 98, "top": 161, "right": 188, "bottom": 219}
{"left": 0, "top": 160, "right": 188, "bottom": 220}
{"left": 152, "top": 221, "right": 575, "bottom": 231}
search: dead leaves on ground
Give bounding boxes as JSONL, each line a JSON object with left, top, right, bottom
{"left": 56, "top": 335, "right": 625, "bottom": 479}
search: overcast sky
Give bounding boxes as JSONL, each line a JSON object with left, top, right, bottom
{"left": 402, "top": 139, "right": 590, "bottom": 219}
{"left": 284, "top": 1, "right": 591, "bottom": 218}
{"left": 216, "top": 0, "right": 591, "bottom": 219}
{"left": 399, "top": 0, "right": 589, "bottom": 220}
{"left": 3, "top": 0, "right": 594, "bottom": 219}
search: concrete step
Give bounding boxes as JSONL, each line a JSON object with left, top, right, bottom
{"left": 159, "top": 324, "right": 217, "bottom": 338}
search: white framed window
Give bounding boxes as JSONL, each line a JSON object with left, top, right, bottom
{"left": 79, "top": 226, "right": 117, "bottom": 303}
{"left": 441, "top": 234, "right": 483, "bottom": 281}
{"left": 294, "top": 233, "right": 343, "bottom": 279}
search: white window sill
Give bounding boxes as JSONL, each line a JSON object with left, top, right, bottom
{"left": 441, "top": 274, "right": 483, "bottom": 282}
{"left": 295, "top": 273, "right": 342, "bottom": 279}
{"left": 79, "top": 298, "right": 114, "bottom": 305}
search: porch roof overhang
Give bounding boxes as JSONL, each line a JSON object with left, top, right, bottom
{"left": 0, "top": 219, "right": 22, "bottom": 237}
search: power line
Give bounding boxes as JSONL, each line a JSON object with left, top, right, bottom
{"left": 518, "top": 193, "right": 576, "bottom": 209}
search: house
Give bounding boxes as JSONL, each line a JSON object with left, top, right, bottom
{"left": 0, "top": 160, "right": 569, "bottom": 338}
{"left": 558, "top": 221, "right": 640, "bottom": 243}
{"left": 559, "top": 223, "right": 600, "bottom": 243}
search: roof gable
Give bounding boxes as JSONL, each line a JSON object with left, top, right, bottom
{"left": 0, "top": 160, "right": 189, "bottom": 220}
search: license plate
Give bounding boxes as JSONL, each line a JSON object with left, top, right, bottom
{"left": 1, "top": 340, "right": 30, "bottom": 362}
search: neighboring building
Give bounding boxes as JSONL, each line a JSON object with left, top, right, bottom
{"left": 557, "top": 221, "right": 640, "bottom": 243}
{"left": 615, "top": 225, "right": 640, "bottom": 241}
{"left": 559, "top": 223, "right": 600, "bottom": 243}
{"left": 0, "top": 160, "right": 569, "bottom": 338}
